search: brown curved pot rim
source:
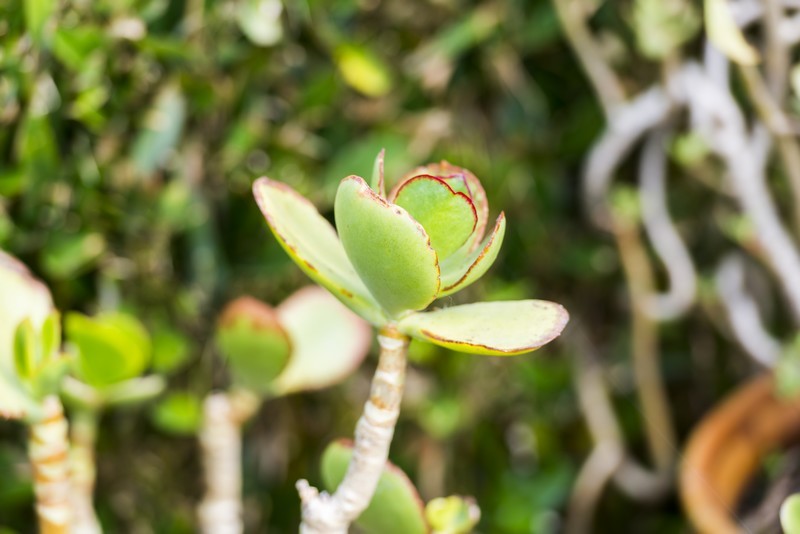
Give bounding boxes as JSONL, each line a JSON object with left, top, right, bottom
{"left": 680, "top": 373, "right": 800, "bottom": 534}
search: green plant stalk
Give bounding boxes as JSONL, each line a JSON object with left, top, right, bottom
{"left": 198, "top": 390, "right": 260, "bottom": 534}
{"left": 70, "top": 408, "right": 101, "bottom": 534}
{"left": 28, "top": 396, "right": 71, "bottom": 534}
{"left": 297, "top": 326, "right": 410, "bottom": 533}
{"left": 613, "top": 215, "right": 677, "bottom": 475}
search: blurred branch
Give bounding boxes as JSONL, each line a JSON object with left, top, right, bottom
{"left": 714, "top": 254, "right": 782, "bottom": 367}
{"left": 552, "top": 0, "right": 626, "bottom": 117}
{"left": 676, "top": 63, "right": 800, "bottom": 323}
{"left": 638, "top": 127, "right": 698, "bottom": 320}
{"left": 583, "top": 87, "right": 674, "bottom": 229}
{"left": 613, "top": 212, "right": 678, "bottom": 476}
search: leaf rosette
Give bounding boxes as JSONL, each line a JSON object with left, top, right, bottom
{"left": 253, "top": 150, "right": 568, "bottom": 355}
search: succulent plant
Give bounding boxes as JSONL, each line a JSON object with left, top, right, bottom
{"left": 253, "top": 150, "right": 568, "bottom": 355}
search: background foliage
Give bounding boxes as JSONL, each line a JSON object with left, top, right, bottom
{"left": 0, "top": 0, "right": 759, "bottom": 531}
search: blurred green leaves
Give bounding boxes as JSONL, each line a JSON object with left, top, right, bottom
{"left": 132, "top": 83, "right": 187, "bottom": 176}
{"left": 65, "top": 312, "right": 152, "bottom": 387}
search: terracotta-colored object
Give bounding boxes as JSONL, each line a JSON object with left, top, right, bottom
{"left": 680, "top": 374, "right": 800, "bottom": 533}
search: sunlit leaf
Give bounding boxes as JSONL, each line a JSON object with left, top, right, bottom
{"left": 13, "top": 320, "right": 37, "bottom": 381}
{"left": 335, "top": 175, "right": 440, "bottom": 316}
{"left": 24, "top": 0, "right": 56, "bottom": 48}
{"left": 237, "top": 0, "right": 283, "bottom": 46}
{"left": 426, "top": 496, "right": 480, "bottom": 534}
{"left": 0, "top": 252, "right": 53, "bottom": 420}
{"left": 398, "top": 300, "right": 569, "bottom": 356}
{"left": 273, "top": 286, "right": 371, "bottom": 395}
{"left": 783, "top": 494, "right": 800, "bottom": 534}
{"left": 253, "top": 178, "right": 386, "bottom": 325}
{"left": 321, "top": 440, "right": 427, "bottom": 534}
{"left": 335, "top": 44, "right": 392, "bottom": 97}
{"left": 705, "top": 0, "right": 760, "bottom": 65}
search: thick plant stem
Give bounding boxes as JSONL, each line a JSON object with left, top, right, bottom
{"left": 70, "top": 410, "right": 101, "bottom": 534}
{"left": 297, "top": 326, "right": 409, "bottom": 533}
{"left": 28, "top": 396, "right": 71, "bottom": 534}
{"left": 198, "top": 391, "right": 259, "bottom": 534}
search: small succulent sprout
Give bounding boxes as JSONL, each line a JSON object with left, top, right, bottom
{"left": 216, "top": 296, "right": 293, "bottom": 394}
{"left": 63, "top": 311, "right": 165, "bottom": 409}
{"left": 321, "top": 440, "right": 428, "bottom": 534}
{"left": 782, "top": 493, "right": 800, "bottom": 534}
{"left": 425, "top": 496, "right": 480, "bottom": 534}
{"left": 253, "top": 151, "right": 568, "bottom": 355}
{"left": 0, "top": 251, "right": 62, "bottom": 421}
{"left": 216, "top": 286, "right": 371, "bottom": 397}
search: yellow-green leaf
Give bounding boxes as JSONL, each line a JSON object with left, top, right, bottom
{"left": 705, "top": 0, "right": 760, "bottom": 65}
{"left": 438, "top": 213, "right": 506, "bottom": 297}
{"left": 335, "top": 44, "right": 392, "bottom": 97}
{"left": 252, "top": 178, "right": 386, "bottom": 325}
{"left": 398, "top": 300, "right": 569, "bottom": 356}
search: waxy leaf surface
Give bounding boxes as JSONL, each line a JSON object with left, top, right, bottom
{"left": 398, "top": 300, "right": 569, "bottom": 355}
{"left": 253, "top": 178, "right": 385, "bottom": 325}
{"left": 393, "top": 175, "right": 477, "bottom": 259}
{"left": 321, "top": 440, "right": 427, "bottom": 534}
{"left": 274, "top": 286, "right": 370, "bottom": 395}
{"left": 439, "top": 213, "right": 506, "bottom": 297}
{"left": 336, "top": 176, "right": 440, "bottom": 316}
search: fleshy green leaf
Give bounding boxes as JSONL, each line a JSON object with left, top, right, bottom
{"left": 65, "top": 312, "right": 152, "bottom": 387}
{"left": 0, "top": 251, "right": 53, "bottom": 419}
{"left": 151, "top": 392, "right": 202, "bottom": 435}
{"left": 273, "top": 286, "right": 371, "bottom": 395}
{"left": 426, "top": 496, "right": 480, "bottom": 534}
{"left": 398, "top": 300, "right": 569, "bottom": 356}
{"left": 782, "top": 494, "right": 800, "bottom": 534}
{"left": 705, "top": 0, "right": 760, "bottom": 65}
{"left": 335, "top": 176, "right": 440, "bottom": 316}
{"left": 393, "top": 175, "right": 477, "bottom": 260}
{"left": 439, "top": 213, "right": 506, "bottom": 297}
{"left": 321, "top": 440, "right": 427, "bottom": 534}
{"left": 371, "top": 149, "right": 386, "bottom": 198}
{"left": 39, "top": 312, "right": 61, "bottom": 363}
{"left": 216, "top": 297, "right": 292, "bottom": 394}
{"left": 253, "top": 178, "right": 386, "bottom": 326}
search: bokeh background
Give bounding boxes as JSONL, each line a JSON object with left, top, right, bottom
{"left": 1, "top": 0, "right": 790, "bottom": 532}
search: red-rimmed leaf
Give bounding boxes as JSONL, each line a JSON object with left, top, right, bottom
{"left": 398, "top": 300, "right": 569, "bottom": 356}
{"left": 392, "top": 174, "right": 477, "bottom": 260}
{"left": 335, "top": 175, "right": 440, "bottom": 316}
{"left": 438, "top": 213, "right": 506, "bottom": 297}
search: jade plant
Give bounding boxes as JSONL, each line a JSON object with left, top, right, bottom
{"left": 782, "top": 493, "right": 800, "bottom": 534}
{"left": 0, "top": 250, "right": 167, "bottom": 533}
{"left": 60, "top": 311, "right": 166, "bottom": 534}
{"left": 253, "top": 150, "right": 569, "bottom": 532}
{"left": 196, "top": 286, "right": 370, "bottom": 533}
{"left": 0, "top": 251, "right": 71, "bottom": 533}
